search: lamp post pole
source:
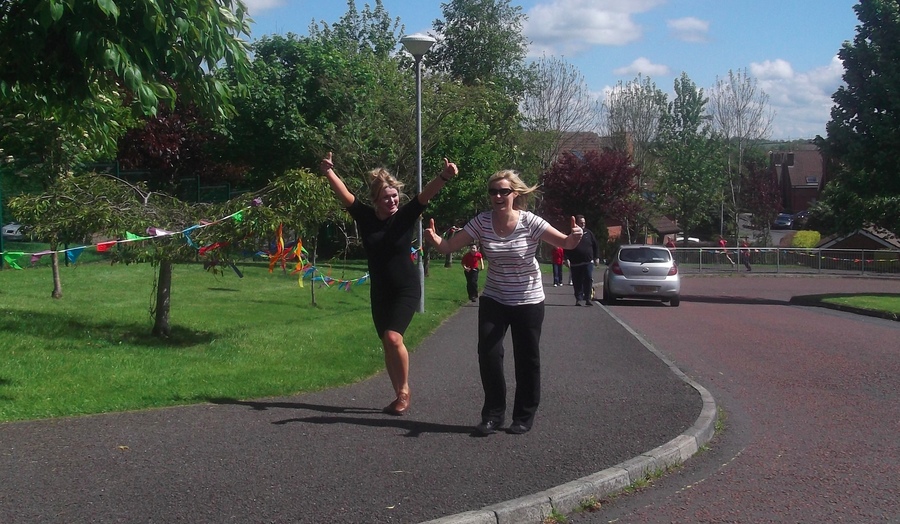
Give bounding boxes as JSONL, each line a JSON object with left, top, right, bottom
{"left": 401, "top": 33, "right": 436, "bottom": 314}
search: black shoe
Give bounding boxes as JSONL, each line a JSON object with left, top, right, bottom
{"left": 475, "top": 419, "right": 503, "bottom": 435}
{"left": 575, "top": 300, "right": 583, "bottom": 306}
{"left": 507, "top": 422, "right": 531, "bottom": 435}
{"left": 585, "top": 299, "right": 594, "bottom": 306}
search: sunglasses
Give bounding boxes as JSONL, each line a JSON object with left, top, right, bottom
{"left": 488, "top": 187, "right": 514, "bottom": 197}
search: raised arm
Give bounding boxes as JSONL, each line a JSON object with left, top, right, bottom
{"left": 319, "top": 152, "right": 356, "bottom": 208}
{"left": 417, "top": 158, "right": 458, "bottom": 205}
{"left": 540, "top": 215, "right": 583, "bottom": 249}
{"left": 424, "top": 218, "right": 474, "bottom": 255}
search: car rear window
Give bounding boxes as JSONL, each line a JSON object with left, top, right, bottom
{"left": 619, "top": 247, "right": 671, "bottom": 263}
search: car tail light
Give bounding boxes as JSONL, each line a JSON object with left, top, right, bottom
{"left": 611, "top": 261, "right": 623, "bottom": 275}
{"left": 668, "top": 264, "right": 678, "bottom": 276}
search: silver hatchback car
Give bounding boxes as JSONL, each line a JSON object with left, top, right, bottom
{"left": 602, "top": 245, "right": 681, "bottom": 306}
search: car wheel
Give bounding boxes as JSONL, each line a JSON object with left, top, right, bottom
{"left": 602, "top": 284, "right": 616, "bottom": 304}
{"left": 670, "top": 296, "right": 680, "bottom": 307}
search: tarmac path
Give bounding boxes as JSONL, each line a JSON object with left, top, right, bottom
{"left": 573, "top": 276, "right": 900, "bottom": 523}
{"left": 0, "top": 281, "right": 700, "bottom": 524}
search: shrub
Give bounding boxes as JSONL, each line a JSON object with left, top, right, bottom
{"left": 791, "top": 230, "right": 821, "bottom": 248}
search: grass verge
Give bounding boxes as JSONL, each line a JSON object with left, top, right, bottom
{"left": 0, "top": 259, "right": 468, "bottom": 422}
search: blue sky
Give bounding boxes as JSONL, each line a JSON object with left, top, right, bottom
{"left": 242, "top": 0, "right": 859, "bottom": 141}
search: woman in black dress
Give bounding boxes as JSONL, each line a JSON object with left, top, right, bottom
{"left": 320, "top": 152, "right": 458, "bottom": 415}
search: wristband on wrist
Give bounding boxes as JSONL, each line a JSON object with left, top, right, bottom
{"left": 440, "top": 174, "right": 451, "bottom": 182}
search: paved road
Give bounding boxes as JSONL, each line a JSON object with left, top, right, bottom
{"left": 572, "top": 276, "right": 900, "bottom": 523}
{"left": 0, "top": 282, "right": 700, "bottom": 524}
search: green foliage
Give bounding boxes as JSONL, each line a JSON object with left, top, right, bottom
{"left": 8, "top": 173, "right": 135, "bottom": 249}
{"left": 655, "top": 73, "right": 728, "bottom": 242}
{"left": 791, "top": 230, "right": 821, "bottom": 248}
{"left": 219, "top": 34, "right": 414, "bottom": 186}
{"left": 0, "top": 0, "right": 252, "bottom": 118}
{"left": 307, "top": 0, "right": 403, "bottom": 57}
{"left": 430, "top": 0, "right": 534, "bottom": 97}
{"left": 819, "top": 0, "right": 900, "bottom": 233}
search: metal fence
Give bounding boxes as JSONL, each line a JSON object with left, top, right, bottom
{"left": 670, "top": 247, "right": 900, "bottom": 276}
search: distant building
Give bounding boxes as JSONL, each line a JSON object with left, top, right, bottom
{"left": 769, "top": 145, "right": 827, "bottom": 213}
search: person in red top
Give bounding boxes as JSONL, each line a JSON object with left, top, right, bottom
{"left": 551, "top": 246, "right": 565, "bottom": 286}
{"left": 461, "top": 243, "right": 485, "bottom": 302}
{"left": 718, "top": 235, "right": 736, "bottom": 266}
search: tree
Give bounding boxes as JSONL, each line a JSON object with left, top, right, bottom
{"left": 307, "top": 0, "right": 403, "bottom": 57}
{"left": 8, "top": 173, "right": 132, "bottom": 298}
{"left": 116, "top": 94, "right": 249, "bottom": 193}
{"left": 521, "top": 55, "right": 601, "bottom": 171}
{"left": 708, "top": 68, "right": 774, "bottom": 235}
{"left": 740, "top": 156, "right": 782, "bottom": 244}
{"left": 654, "top": 73, "right": 727, "bottom": 245}
{"left": 818, "top": 0, "right": 900, "bottom": 233}
{"left": 0, "top": 0, "right": 252, "bottom": 119}
{"left": 430, "top": 0, "right": 533, "bottom": 97}
{"left": 219, "top": 34, "right": 415, "bottom": 186}
{"left": 539, "top": 149, "right": 642, "bottom": 237}
{"left": 602, "top": 75, "right": 668, "bottom": 183}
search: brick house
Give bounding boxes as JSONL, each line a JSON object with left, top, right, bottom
{"left": 769, "top": 145, "right": 827, "bottom": 214}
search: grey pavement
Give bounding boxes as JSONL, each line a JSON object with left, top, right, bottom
{"left": 0, "top": 279, "right": 713, "bottom": 524}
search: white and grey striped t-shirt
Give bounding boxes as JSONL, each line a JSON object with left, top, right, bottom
{"left": 464, "top": 210, "right": 550, "bottom": 306}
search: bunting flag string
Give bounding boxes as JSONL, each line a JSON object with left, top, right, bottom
{"left": 0, "top": 206, "right": 251, "bottom": 269}
{"left": 0, "top": 205, "right": 372, "bottom": 292}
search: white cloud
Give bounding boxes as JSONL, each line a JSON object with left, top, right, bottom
{"left": 524, "top": 0, "right": 666, "bottom": 57}
{"left": 667, "top": 17, "right": 709, "bottom": 43}
{"left": 750, "top": 56, "right": 845, "bottom": 139}
{"left": 613, "top": 57, "right": 670, "bottom": 78}
{"left": 242, "top": 0, "right": 286, "bottom": 15}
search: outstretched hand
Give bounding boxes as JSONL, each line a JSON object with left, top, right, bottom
{"left": 442, "top": 158, "right": 458, "bottom": 180}
{"left": 568, "top": 216, "right": 583, "bottom": 244}
{"left": 423, "top": 218, "right": 441, "bottom": 246}
{"left": 319, "top": 152, "right": 334, "bottom": 175}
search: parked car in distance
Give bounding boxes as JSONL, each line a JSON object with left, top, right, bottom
{"left": 772, "top": 213, "right": 793, "bottom": 229}
{"left": 602, "top": 244, "right": 680, "bottom": 307}
{"left": 1, "top": 222, "right": 25, "bottom": 241}
{"left": 791, "top": 210, "right": 810, "bottom": 230}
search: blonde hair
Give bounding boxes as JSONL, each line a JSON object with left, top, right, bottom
{"left": 488, "top": 170, "right": 539, "bottom": 210}
{"left": 367, "top": 167, "right": 405, "bottom": 202}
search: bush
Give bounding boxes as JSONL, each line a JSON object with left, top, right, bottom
{"left": 791, "top": 230, "right": 821, "bottom": 248}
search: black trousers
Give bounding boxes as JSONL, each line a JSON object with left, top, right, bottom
{"left": 570, "top": 263, "right": 594, "bottom": 301}
{"left": 477, "top": 296, "right": 545, "bottom": 427}
{"left": 464, "top": 269, "right": 480, "bottom": 300}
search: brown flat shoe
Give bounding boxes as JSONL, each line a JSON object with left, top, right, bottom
{"left": 382, "top": 392, "right": 410, "bottom": 416}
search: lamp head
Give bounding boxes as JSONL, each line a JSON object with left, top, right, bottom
{"left": 400, "top": 33, "right": 436, "bottom": 58}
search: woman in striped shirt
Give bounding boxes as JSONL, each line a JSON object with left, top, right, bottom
{"left": 424, "top": 170, "right": 582, "bottom": 436}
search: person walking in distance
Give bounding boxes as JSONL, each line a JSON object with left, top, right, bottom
{"left": 719, "top": 235, "right": 736, "bottom": 266}
{"left": 320, "top": 152, "right": 458, "bottom": 416}
{"left": 564, "top": 215, "right": 599, "bottom": 306}
{"left": 551, "top": 246, "right": 564, "bottom": 286}
{"left": 741, "top": 238, "right": 752, "bottom": 272}
{"left": 424, "top": 169, "right": 583, "bottom": 436}
{"left": 461, "top": 243, "right": 484, "bottom": 302}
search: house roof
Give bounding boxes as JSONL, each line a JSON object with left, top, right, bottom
{"left": 817, "top": 224, "right": 900, "bottom": 249}
{"left": 772, "top": 149, "right": 824, "bottom": 188}
{"left": 648, "top": 215, "right": 680, "bottom": 235}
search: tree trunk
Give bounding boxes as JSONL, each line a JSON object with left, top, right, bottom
{"left": 50, "top": 251, "right": 62, "bottom": 299}
{"left": 444, "top": 252, "right": 452, "bottom": 268}
{"left": 152, "top": 261, "right": 173, "bottom": 338}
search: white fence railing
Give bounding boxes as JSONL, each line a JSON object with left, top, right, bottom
{"left": 669, "top": 248, "right": 900, "bottom": 276}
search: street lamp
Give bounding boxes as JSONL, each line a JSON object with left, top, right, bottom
{"left": 401, "top": 33, "right": 436, "bottom": 313}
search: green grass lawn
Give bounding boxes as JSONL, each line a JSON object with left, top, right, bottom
{"left": 820, "top": 294, "right": 900, "bottom": 316}
{"left": 0, "top": 257, "right": 469, "bottom": 422}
